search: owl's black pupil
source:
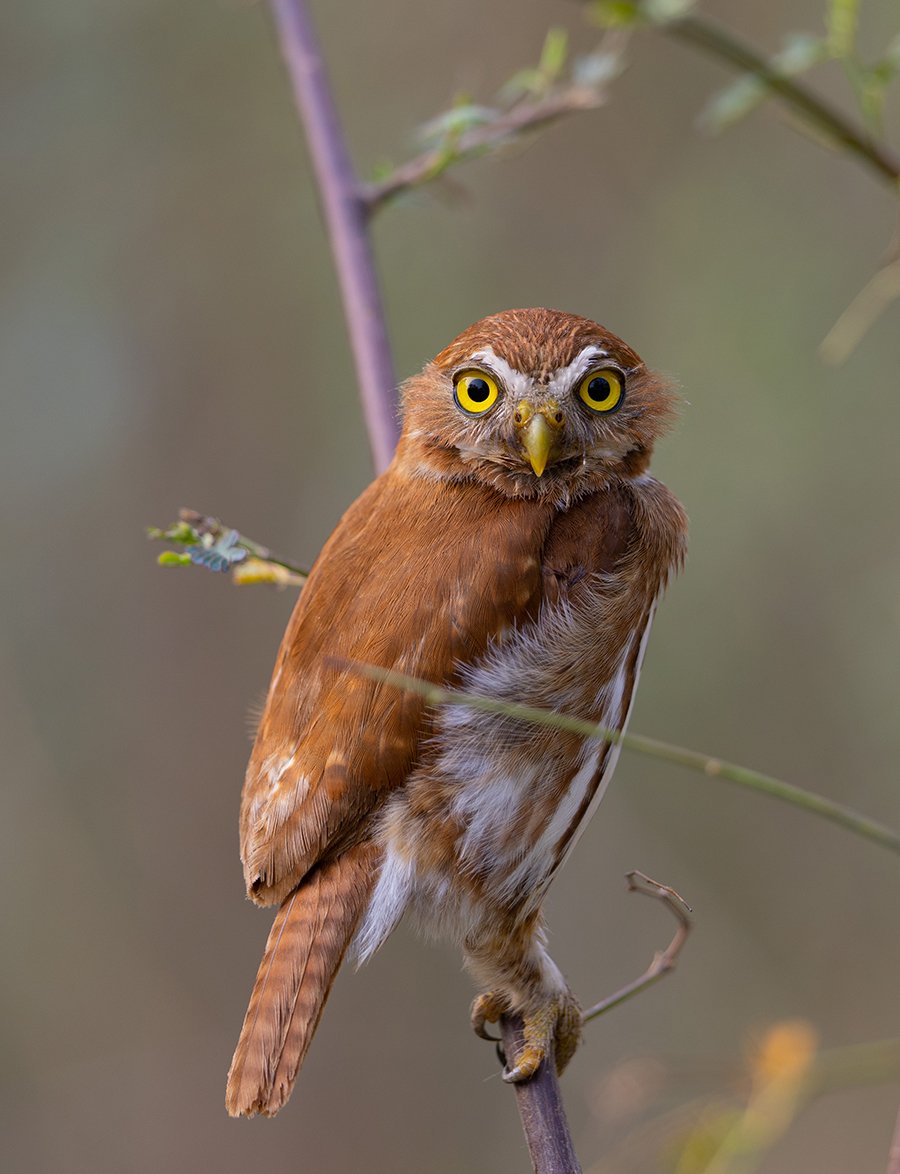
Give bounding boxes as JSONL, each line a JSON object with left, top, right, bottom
{"left": 588, "top": 377, "right": 610, "bottom": 399}
{"left": 467, "top": 378, "right": 490, "bottom": 403}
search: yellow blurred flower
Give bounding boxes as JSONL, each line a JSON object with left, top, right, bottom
{"left": 749, "top": 1019, "right": 819, "bottom": 1087}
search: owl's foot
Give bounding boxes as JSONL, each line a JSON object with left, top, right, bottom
{"left": 470, "top": 989, "right": 582, "bottom": 1082}
{"left": 470, "top": 990, "right": 505, "bottom": 1042}
{"left": 501, "top": 992, "right": 583, "bottom": 1083}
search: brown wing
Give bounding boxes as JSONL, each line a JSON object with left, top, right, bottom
{"left": 241, "top": 469, "right": 557, "bottom": 905}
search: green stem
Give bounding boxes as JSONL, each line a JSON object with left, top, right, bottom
{"left": 661, "top": 10, "right": 900, "bottom": 189}
{"left": 230, "top": 535, "right": 308, "bottom": 578}
{"left": 811, "top": 1038, "right": 900, "bottom": 1095}
{"left": 348, "top": 663, "right": 900, "bottom": 858}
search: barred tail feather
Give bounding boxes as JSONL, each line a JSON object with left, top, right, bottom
{"left": 226, "top": 840, "right": 380, "bottom": 1117}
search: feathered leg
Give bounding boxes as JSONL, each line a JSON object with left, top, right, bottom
{"left": 465, "top": 912, "right": 582, "bottom": 1083}
{"left": 226, "top": 840, "right": 380, "bottom": 1117}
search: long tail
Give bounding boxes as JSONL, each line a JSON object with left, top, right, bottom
{"left": 225, "top": 840, "right": 380, "bottom": 1117}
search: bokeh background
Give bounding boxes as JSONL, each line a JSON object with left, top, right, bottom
{"left": 3, "top": 1, "right": 899, "bottom": 1171}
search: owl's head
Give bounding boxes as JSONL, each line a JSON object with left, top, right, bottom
{"left": 398, "top": 308, "right": 678, "bottom": 499}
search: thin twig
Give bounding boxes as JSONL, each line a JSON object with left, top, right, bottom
{"left": 582, "top": 871, "right": 692, "bottom": 1025}
{"left": 658, "top": 10, "right": 900, "bottom": 189}
{"left": 148, "top": 508, "right": 309, "bottom": 586}
{"left": 888, "top": 1102, "right": 900, "bottom": 1174}
{"left": 820, "top": 253, "right": 900, "bottom": 365}
{"left": 344, "top": 663, "right": 900, "bottom": 858}
{"left": 500, "top": 1015, "right": 583, "bottom": 1174}
{"left": 177, "top": 509, "right": 309, "bottom": 575}
{"left": 268, "top": 0, "right": 399, "bottom": 471}
{"left": 362, "top": 86, "right": 605, "bottom": 215}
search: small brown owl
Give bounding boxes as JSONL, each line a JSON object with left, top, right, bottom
{"left": 226, "top": 307, "right": 687, "bottom": 1117}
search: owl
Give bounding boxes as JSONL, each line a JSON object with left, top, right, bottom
{"left": 225, "top": 308, "right": 687, "bottom": 1117}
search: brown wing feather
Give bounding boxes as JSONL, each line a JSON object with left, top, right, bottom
{"left": 241, "top": 469, "right": 556, "bottom": 906}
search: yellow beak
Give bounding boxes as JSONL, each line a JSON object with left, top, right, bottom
{"left": 517, "top": 403, "right": 564, "bottom": 477}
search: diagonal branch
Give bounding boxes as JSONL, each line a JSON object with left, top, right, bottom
{"left": 820, "top": 243, "right": 900, "bottom": 365}
{"left": 345, "top": 662, "right": 900, "bottom": 859}
{"left": 663, "top": 11, "right": 900, "bottom": 189}
{"left": 362, "top": 85, "right": 606, "bottom": 215}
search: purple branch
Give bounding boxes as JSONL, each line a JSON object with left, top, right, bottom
{"left": 887, "top": 1102, "right": 900, "bottom": 1174}
{"left": 267, "top": 3, "right": 581, "bottom": 1167}
{"left": 500, "top": 1017, "right": 582, "bottom": 1174}
{"left": 268, "top": 0, "right": 400, "bottom": 473}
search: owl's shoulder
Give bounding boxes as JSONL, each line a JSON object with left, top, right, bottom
{"left": 624, "top": 472, "right": 688, "bottom": 574}
{"left": 542, "top": 475, "right": 686, "bottom": 600}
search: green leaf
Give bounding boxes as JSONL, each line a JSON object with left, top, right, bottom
{"left": 587, "top": 1, "right": 640, "bottom": 29}
{"left": 826, "top": 0, "right": 859, "bottom": 58}
{"left": 776, "top": 31, "right": 827, "bottom": 74}
{"left": 417, "top": 103, "right": 497, "bottom": 148}
{"left": 700, "top": 32, "right": 826, "bottom": 132}
{"left": 589, "top": 0, "right": 697, "bottom": 28}
{"left": 538, "top": 27, "right": 568, "bottom": 82}
{"left": 701, "top": 74, "right": 766, "bottom": 131}
{"left": 498, "top": 29, "right": 569, "bottom": 105}
{"left": 643, "top": 0, "right": 698, "bottom": 22}
{"left": 850, "top": 62, "right": 890, "bottom": 133}
{"left": 157, "top": 551, "right": 192, "bottom": 567}
{"left": 146, "top": 520, "right": 200, "bottom": 545}
{"left": 572, "top": 49, "right": 626, "bottom": 89}
{"left": 885, "top": 32, "right": 900, "bottom": 72}
{"left": 497, "top": 68, "right": 542, "bottom": 105}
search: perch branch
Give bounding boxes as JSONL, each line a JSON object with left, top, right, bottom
{"left": 265, "top": 4, "right": 584, "bottom": 1167}
{"left": 268, "top": 0, "right": 399, "bottom": 471}
{"left": 582, "top": 871, "right": 692, "bottom": 1025}
{"left": 499, "top": 1015, "right": 583, "bottom": 1174}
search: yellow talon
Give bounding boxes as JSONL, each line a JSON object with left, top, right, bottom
{"left": 470, "top": 991, "right": 506, "bottom": 1042}
{"left": 471, "top": 990, "right": 582, "bottom": 1082}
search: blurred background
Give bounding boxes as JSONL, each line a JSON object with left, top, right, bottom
{"left": 2, "top": 1, "right": 899, "bottom": 1170}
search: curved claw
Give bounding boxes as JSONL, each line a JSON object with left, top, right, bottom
{"left": 470, "top": 991, "right": 506, "bottom": 1043}
{"left": 502, "top": 1044, "right": 545, "bottom": 1084}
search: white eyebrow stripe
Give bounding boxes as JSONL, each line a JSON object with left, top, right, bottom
{"left": 546, "top": 345, "right": 609, "bottom": 398}
{"left": 467, "top": 343, "right": 612, "bottom": 401}
{"left": 467, "top": 347, "right": 533, "bottom": 398}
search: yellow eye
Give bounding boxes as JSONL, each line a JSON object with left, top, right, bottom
{"left": 454, "top": 370, "right": 500, "bottom": 415}
{"left": 578, "top": 369, "right": 624, "bottom": 413}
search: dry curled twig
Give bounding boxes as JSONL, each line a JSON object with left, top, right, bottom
{"left": 583, "top": 871, "right": 692, "bottom": 1026}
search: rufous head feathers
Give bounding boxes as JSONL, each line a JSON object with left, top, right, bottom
{"left": 398, "top": 308, "right": 677, "bottom": 500}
